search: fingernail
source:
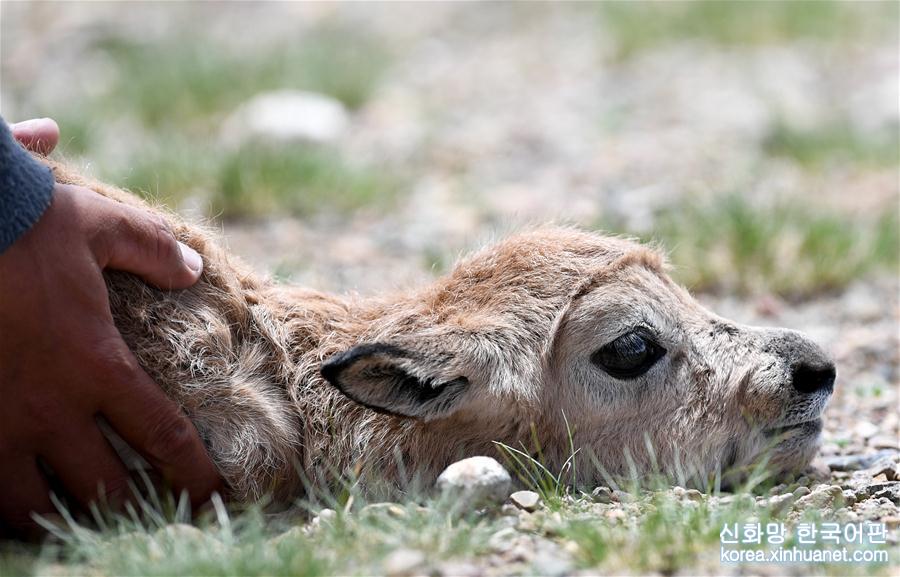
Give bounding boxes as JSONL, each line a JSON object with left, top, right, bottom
{"left": 178, "top": 242, "right": 203, "bottom": 273}
{"left": 11, "top": 118, "right": 41, "bottom": 132}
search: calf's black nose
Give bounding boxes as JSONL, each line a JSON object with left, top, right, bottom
{"left": 792, "top": 363, "right": 836, "bottom": 395}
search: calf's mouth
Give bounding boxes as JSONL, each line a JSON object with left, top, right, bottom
{"left": 729, "top": 330, "right": 836, "bottom": 478}
{"left": 764, "top": 417, "right": 824, "bottom": 445}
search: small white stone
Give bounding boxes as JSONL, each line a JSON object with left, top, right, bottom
{"left": 383, "top": 548, "right": 426, "bottom": 576}
{"left": 436, "top": 456, "right": 512, "bottom": 511}
{"left": 854, "top": 421, "right": 880, "bottom": 440}
{"left": 793, "top": 486, "right": 811, "bottom": 498}
{"left": 869, "top": 435, "right": 900, "bottom": 450}
{"left": 222, "top": 89, "right": 349, "bottom": 146}
{"left": 589, "top": 486, "right": 614, "bottom": 503}
{"left": 682, "top": 489, "right": 704, "bottom": 502}
{"left": 509, "top": 490, "right": 541, "bottom": 511}
{"left": 794, "top": 485, "right": 844, "bottom": 511}
{"left": 768, "top": 493, "right": 796, "bottom": 514}
{"left": 311, "top": 508, "right": 336, "bottom": 528}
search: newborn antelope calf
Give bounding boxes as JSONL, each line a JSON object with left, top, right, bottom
{"left": 47, "top": 160, "right": 836, "bottom": 502}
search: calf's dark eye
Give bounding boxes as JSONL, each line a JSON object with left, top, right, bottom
{"left": 592, "top": 331, "right": 666, "bottom": 379}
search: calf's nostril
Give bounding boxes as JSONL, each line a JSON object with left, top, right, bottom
{"left": 791, "top": 363, "right": 836, "bottom": 395}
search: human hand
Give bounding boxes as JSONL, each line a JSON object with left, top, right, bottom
{"left": 8, "top": 118, "right": 59, "bottom": 155}
{"left": 0, "top": 119, "right": 222, "bottom": 536}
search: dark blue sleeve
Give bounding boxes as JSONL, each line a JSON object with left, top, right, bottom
{"left": 0, "top": 118, "right": 55, "bottom": 253}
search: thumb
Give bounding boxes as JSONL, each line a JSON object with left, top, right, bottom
{"left": 91, "top": 194, "right": 203, "bottom": 289}
{"left": 10, "top": 118, "right": 60, "bottom": 155}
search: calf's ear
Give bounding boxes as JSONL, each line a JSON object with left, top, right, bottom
{"left": 320, "top": 343, "right": 470, "bottom": 421}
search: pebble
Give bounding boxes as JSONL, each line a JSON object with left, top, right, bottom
{"left": 436, "top": 456, "right": 512, "bottom": 511}
{"left": 865, "top": 456, "right": 899, "bottom": 481}
{"left": 362, "top": 502, "right": 408, "bottom": 518}
{"left": 509, "top": 490, "right": 541, "bottom": 511}
{"left": 767, "top": 493, "right": 795, "bottom": 513}
{"left": 792, "top": 486, "right": 811, "bottom": 499}
{"left": 794, "top": 485, "right": 844, "bottom": 511}
{"left": 823, "top": 450, "right": 900, "bottom": 472}
{"left": 713, "top": 494, "right": 755, "bottom": 508}
{"left": 854, "top": 421, "right": 880, "bottom": 440}
{"left": 853, "top": 497, "right": 900, "bottom": 522}
{"left": 868, "top": 435, "right": 900, "bottom": 450}
{"left": 854, "top": 481, "right": 900, "bottom": 500}
{"left": 310, "top": 508, "right": 337, "bottom": 528}
{"left": 672, "top": 487, "right": 703, "bottom": 503}
{"left": 506, "top": 540, "right": 535, "bottom": 562}
{"left": 383, "top": 548, "right": 426, "bottom": 576}
{"left": 499, "top": 503, "right": 520, "bottom": 517}
{"left": 221, "top": 89, "right": 349, "bottom": 146}
{"left": 872, "top": 484, "right": 900, "bottom": 505}
{"left": 588, "top": 486, "right": 614, "bottom": 504}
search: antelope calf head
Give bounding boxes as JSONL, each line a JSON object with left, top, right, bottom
{"left": 321, "top": 228, "right": 835, "bottom": 486}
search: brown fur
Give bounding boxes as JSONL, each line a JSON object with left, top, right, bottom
{"left": 43, "top": 159, "right": 835, "bottom": 502}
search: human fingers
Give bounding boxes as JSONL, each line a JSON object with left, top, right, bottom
{"left": 80, "top": 187, "right": 204, "bottom": 290}
{"left": 97, "top": 344, "right": 222, "bottom": 506}
{"left": 42, "top": 423, "right": 134, "bottom": 511}
{"left": 0, "top": 455, "right": 54, "bottom": 537}
{"left": 10, "top": 118, "right": 60, "bottom": 155}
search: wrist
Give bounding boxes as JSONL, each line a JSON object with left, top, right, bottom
{"left": 0, "top": 122, "right": 56, "bottom": 254}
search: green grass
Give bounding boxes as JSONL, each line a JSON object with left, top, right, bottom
{"left": 5, "top": 473, "right": 894, "bottom": 577}
{"left": 105, "top": 138, "right": 401, "bottom": 219}
{"left": 215, "top": 144, "right": 399, "bottom": 219}
{"left": 561, "top": 493, "right": 746, "bottom": 574}
{"left": 764, "top": 120, "right": 900, "bottom": 168}
{"left": 1, "top": 439, "right": 892, "bottom": 576}
{"left": 41, "top": 21, "right": 398, "bottom": 220}
{"left": 597, "top": 1, "right": 898, "bottom": 59}
{"left": 105, "top": 134, "right": 217, "bottom": 205}
{"left": 90, "top": 25, "right": 389, "bottom": 127}
{"left": 561, "top": 493, "right": 892, "bottom": 576}
{"left": 494, "top": 417, "right": 582, "bottom": 509}
{"left": 3, "top": 486, "right": 497, "bottom": 577}
{"left": 612, "top": 194, "right": 899, "bottom": 297}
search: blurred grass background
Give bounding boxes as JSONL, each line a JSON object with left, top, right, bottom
{"left": 22, "top": 22, "right": 397, "bottom": 218}
{"left": 2, "top": 1, "right": 897, "bottom": 297}
{"left": 599, "top": 1, "right": 896, "bottom": 56}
